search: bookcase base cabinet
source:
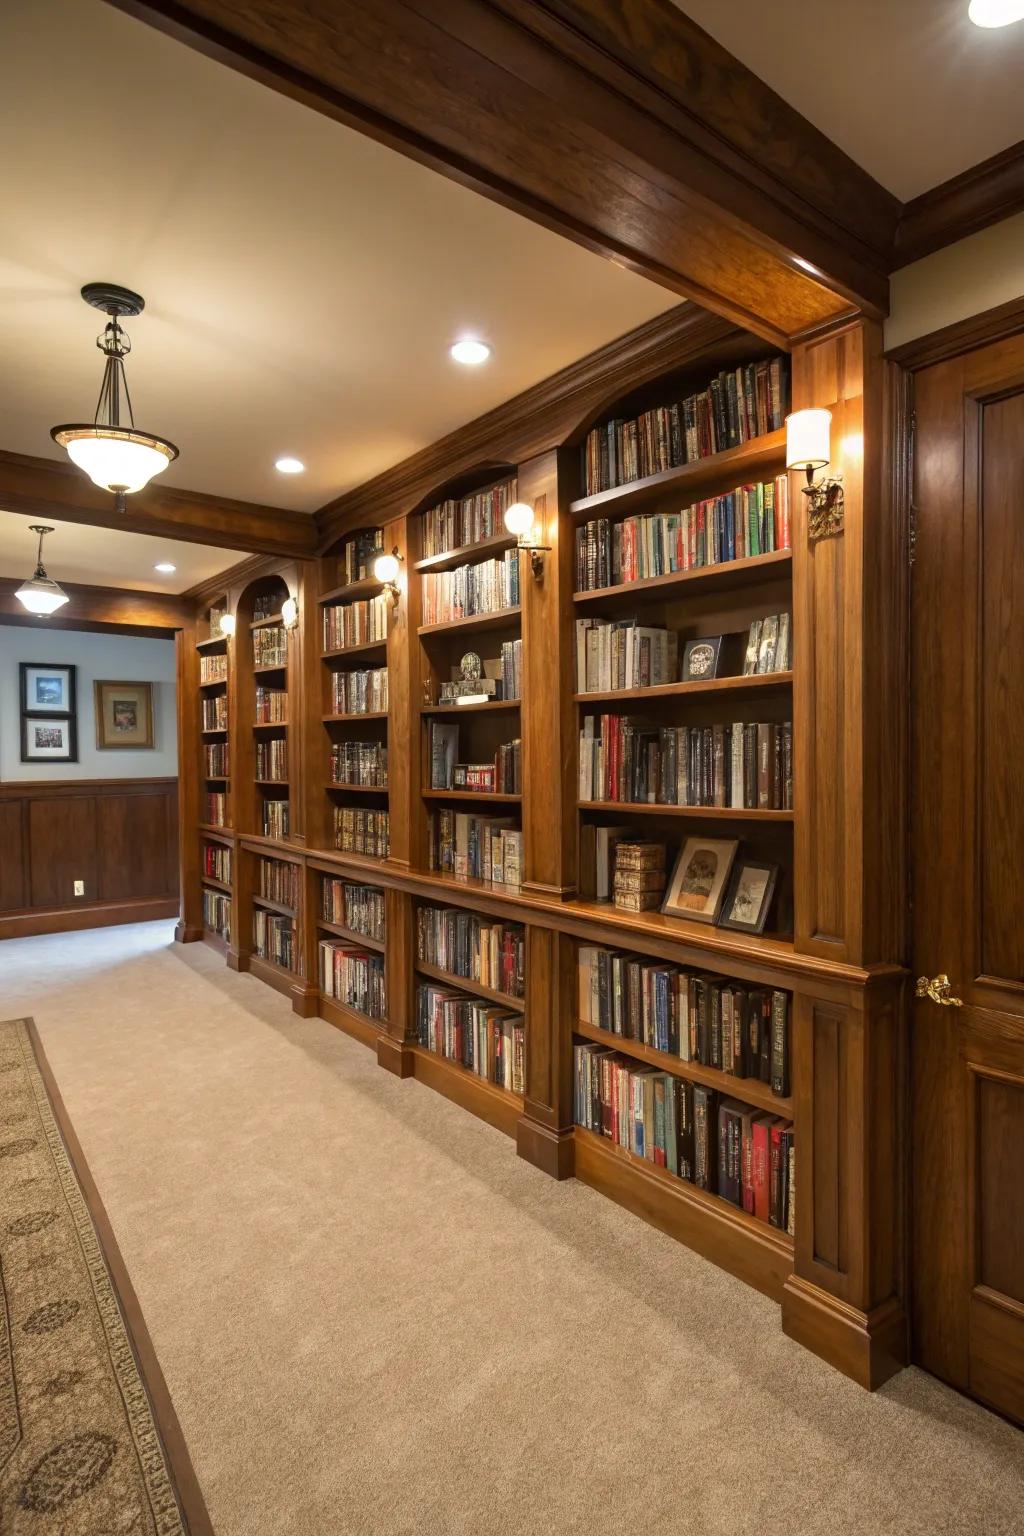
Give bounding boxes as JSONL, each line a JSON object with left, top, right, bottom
{"left": 175, "top": 920, "right": 204, "bottom": 944}
{"left": 377, "top": 1034, "right": 415, "bottom": 1078}
{"left": 320, "top": 994, "right": 385, "bottom": 1051}
{"left": 411, "top": 1046, "right": 523, "bottom": 1140}
{"left": 516, "top": 1118, "right": 575, "bottom": 1180}
{"left": 781, "top": 1276, "right": 907, "bottom": 1391}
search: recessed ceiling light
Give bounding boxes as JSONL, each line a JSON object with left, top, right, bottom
{"left": 275, "top": 456, "right": 305, "bottom": 474}
{"left": 450, "top": 338, "right": 491, "bottom": 366}
{"left": 968, "top": 0, "right": 1024, "bottom": 24}
{"left": 154, "top": 561, "right": 176, "bottom": 574}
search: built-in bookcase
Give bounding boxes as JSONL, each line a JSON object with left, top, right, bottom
{"left": 243, "top": 575, "right": 292, "bottom": 842}
{"left": 320, "top": 527, "right": 391, "bottom": 864}
{"left": 197, "top": 593, "right": 231, "bottom": 834}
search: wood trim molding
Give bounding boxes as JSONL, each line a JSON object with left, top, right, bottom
{"left": 0, "top": 895, "right": 179, "bottom": 941}
{"left": 180, "top": 552, "right": 273, "bottom": 603}
{"left": 894, "top": 139, "right": 1024, "bottom": 268}
{"left": 316, "top": 305, "right": 743, "bottom": 542}
{"left": 0, "top": 776, "right": 177, "bottom": 799}
{"left": 0, "top": 449, "right": 316, "bottom": 557}
{"left": 885, "top": 293, "right": 1024, "bottom": 370}
{"left": 106, "top": 0, "right": 889, "bottom": 333}
{"left": 0, "top": 578, "right": 187, "bottom": 636}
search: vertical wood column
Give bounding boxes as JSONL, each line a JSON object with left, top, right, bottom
{"left": 378, "top": 886, "right": 416, "bottom": 1076}
{"left": 516, "top": 925, "right": 576, "bottom": 1178}
{"left": 296, "top": 558, "right": 324, "bottom": 854}
{"left": 786, "top": 319, "right": 908, "bottom": 1386}
{"left": 519, "top": 447, "right": 576, "bottom": 898}
{"left": 175, "top": 619, "right": 202, "bottom": 943}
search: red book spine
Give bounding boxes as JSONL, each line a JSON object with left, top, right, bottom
{"left": 752, "top": 1119, "right": 771, "bottom": 1223}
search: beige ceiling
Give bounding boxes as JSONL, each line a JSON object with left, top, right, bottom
{"left": 678, "top": 0, "right": 1024, "bottom": 201}
{"left": 0, "top": 514, "right": 246, "bottom": 596}
{"left": 0, "top": 0, "right": 676, "bottom": 520}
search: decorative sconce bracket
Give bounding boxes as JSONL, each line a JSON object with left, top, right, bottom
{"left": 804, "top": 471, "right": 845, "bottom": 541}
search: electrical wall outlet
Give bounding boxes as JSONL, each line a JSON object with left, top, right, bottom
{"left": 73, "top": 880, "right": 85, "bottom": 897}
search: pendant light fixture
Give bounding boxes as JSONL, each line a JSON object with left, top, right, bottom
{"left": 51, "top": 283, "right": 178, "bottom": 512}
{"left": 15, "top": 525, "right": 70, "bottom": 616}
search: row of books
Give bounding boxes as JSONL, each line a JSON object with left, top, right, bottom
{"left": 499, "top": 638, "right": 522, "bottom": 703}
{"left": 253, "top": 909, "right": 295, "bottom": 971}
{"left": 330, "top": 741, "right": 388, "bottom": 788}
{"left": 452, "top": 740, "right": 521, "bottom": 795}
{"left": 202, "top": 695, "right": 227, "bottom": 730}
{"left": 255, "top": 685, "right": 287, "bottom": 724}
{"left": 574, "top": 1044, "right": 794, "bottom": 1229}
{"left": 420, "top": 478, "right": 517, "bottom": 558}
{"left": 319, "top": 941, "right": 386, "bottom": 1019}
{"left": 579, "top": 717, "right": 793, "bottom": 810}
{"left": 581, "top": 356, "right": 789, "bottom": 496}
{"left": 330, "top": 666, "right": 388, "bottom": 715}
{"left": 321, "top": 878, "right": 386, "bottom": 942}
{"left": 743, "top": 615, "right": 790, "bottom": 676}
{"left": 202, "top": 889, "right": 230, "bottom": 939}
{"left": 578, "top": 946, "right": 789, "bottom": 1090}
{"left": 428, "top": 810, "right": 522, "bottom": 886}
{"left": 258, "top": 856, "right": 300, "bottom": 911}
{"left": 421, "top": 551, "right": 520, "bottom": 626}
{"left": 204, "top": 792, "right": 227, "bottom": 827}
{"left": 575, "top": 620, "right": 677, "bottom": 693}
{"left": 335, "top": 530, "right": 384, "bottom": 586}
{"left": 253, "top": 626, "right": 287, "bottom": 668}
{"left": 256, "top": 739, "right": 287, "bottom": 782}
{"left": 262, "top": 799, "right": 289, "bottom": 839}
{"left": 204, "top": 742, "right": 229, "bottom": 777}
{"left": 334, "top": 806, "right": 389, "bottom": 859}
{"left": 202, "top": 844, "right": 231, "bottom": 884}
{"left": 575, "top": 477, "right": 790, "bottom": 592}
{"left": 415, "top": 905, "right": 525, "bottom": 999}
{"left": 322, "top": 593, "right": 389, "bottom": 651}
{"left": 416, "top": 983, "right": 525, "bottom": 1096}
{"left": 252, "top": 594, "right": 281, "bottom": 621}
{"left": 200, "top": 654, "right": 227, "bottom": 685}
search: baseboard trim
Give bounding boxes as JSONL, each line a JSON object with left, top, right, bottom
{"left": 516, "top": 1117, "right": 575, "bottom": 1179}
{"left": 0, "top": 896, "right": 178, "bottom": 942}
{"left": 376, "top": 1033, "right": 415, "bottom": 1078}
{"left": 781, "top": 1274, "right": 908, "bottom": 1389}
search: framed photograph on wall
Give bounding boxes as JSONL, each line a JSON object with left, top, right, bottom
{"left": 94, "top": 680, "right": 155, "bottom": 749}
{"left": 20, "top": 662, "right": 76, "bottom": 716}
{"left": 22, "top": 715, "right": 77, "bottom": 763}
{"left": 662, "top": 835, "right": 739, "bottom": 924}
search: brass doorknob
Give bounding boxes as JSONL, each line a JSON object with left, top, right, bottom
{"left": 915, "top": 973, "right": 963, "bottom": 1007}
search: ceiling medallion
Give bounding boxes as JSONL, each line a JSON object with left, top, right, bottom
{"left": 51, "top": 282, "right": 179, "bottom": 512}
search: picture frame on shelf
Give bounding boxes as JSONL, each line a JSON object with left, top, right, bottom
{"left": 20, "top": 661, "right": 76, "bottom": 716}
{"left": 680, "top": 633, "right": 743, "bottom": 683}
{"left": 662, "top": 835, "right": 739, "bottom": 923}
{"left": 719, "top": 859, "right": 779, "bottom": 934}
{"left": 21, "top": 714, "right": 77, "bottom": 763}
{"left": 95, "top": 680, "right": 155, "bottom": 748}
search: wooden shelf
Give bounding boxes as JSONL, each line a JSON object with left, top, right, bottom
{"left": 199, "top": 677, "right": 228, "bottom": 689}
{"left": 423, "top": 789, "right": 522, "bottom": 803}
{"left": 203, "top": 774, "right": 229, "bottom": 782}
{"left": 421, "top": 699, "right": 520, "bottom": 715}
{"left": 415, "top": 959, "right": 525, "bottom": 1012}
{"left": 562, "top": 897, "right": 795, "bottom": 971}
{"left": 414, "top": 530, "right": 517, "bottom": 573}
{"left": 574, "top": 549, "right": 792, "bottom": 607}
{"left": 578, "top": 799, "right": 793, "bottom": 822}
{"left": 200, "top": 726, "right": 229, "bottom": 736}
{"left": 321, "top": 639, "right": 387, "bottom": 660}
{"left": 574, "top": 671, "right": 793, "bottom": 704}
{"left": 252, "top": 894, "right": 297, "bottom": 918}
{"left": 254, "top": 778, "right": 290, "bottom": 787}
{"left": 322, "top": 711, "right": 389, "bottom": 723}
{"left": 573, "top": 1125, "right": 793, "bottom": 1302}
{"left": 410, "top": 1044, "right": 523, "bottom": 1140}
{"left": 196, "top": 635, "right": 227, "bottom": 650}
{"left": 326, "top": 782, "right": 389, "bottom": 794}
{"left": 253, "top": 662, "right": 288, "bottom": 675}
{"left": 253, "top": 719, "right": 288, "bottom": 730}
{"left": 569, "top": 428, "right": 787, "bottom": 519}
{"left": 317, "top": 917, "right": 386, "bottom": 952}
{"left": 198, "top": 823, "right": 233, "bottom": 836}
{"left": 326, "top": 848, "right": 391, "bottom": 874}
{"left": 574, "top": 1017, "right": 792, "bottom": 1116}
{"left": 251, "top": 611, "right": 285, "bottom": 628}
{"left": 418, "top": 606, "right": 521, "bottom": 637}
{"left": 200, "top": 875, "right": 232, "bottom": 895}
{"left": 319, "top": 577, "right": 382, "bottom": 603}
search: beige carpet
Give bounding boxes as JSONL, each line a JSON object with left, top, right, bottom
{"left": 1, "top": 922, "right": 1021, "bottom": 1536}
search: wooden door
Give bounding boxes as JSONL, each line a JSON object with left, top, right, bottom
{"left": 911, "top": 333, "right": 1024, "bottom": 1424}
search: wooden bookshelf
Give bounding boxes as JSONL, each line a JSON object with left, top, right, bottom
{"left": 197, "top": 594, "right": 232, "bottom": 842}
{"left": 179, "top": 317, "right": 908, "bottom": 1391}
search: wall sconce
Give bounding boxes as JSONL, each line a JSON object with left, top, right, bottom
{"left": 218, "top": 612, "right": 236, "bottom": 637}
{"left": 281, "top": 595, "right": 299, "bottom": 628}
{"left": 373, "top": 546, "right": 404, "bottom": 605}
{"left": 785, "top": 408, "right": 844, "bottom": 540}
{"left": 504, "top": 499, "right": 550, "bottom": 577}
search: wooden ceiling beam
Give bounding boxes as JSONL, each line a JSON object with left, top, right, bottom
{"left": 106, "top": 0, "right": 895, "bottom": 339}
{"left": 0, "top": 578, "right": 188, "bottom": 636}
{"left": 0, "top": 450, "right": 316, "bottom": 558}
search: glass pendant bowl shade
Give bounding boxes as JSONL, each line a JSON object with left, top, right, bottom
{"left": 51, "top": 425, "right": 177, "bottom": 495}
{"left": 15, "top": 576, "right": 69, "bottom": 616}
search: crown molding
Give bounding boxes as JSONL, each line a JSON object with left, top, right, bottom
{"left": 885, "top": 293, "right": 1024, "bottom": 371}
{"left": 894, "top": 140, "right": 1024, "bottom": 268}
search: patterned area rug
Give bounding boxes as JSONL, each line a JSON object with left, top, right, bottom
{"left": 0, "top": 1017, "right": 212, "bottom": 1534}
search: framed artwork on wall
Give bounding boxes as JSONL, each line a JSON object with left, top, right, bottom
{"left": 94, "top": 680, "right": 155, "bottom": 749}
{"left": 21, "top": 714, "right": 77, "bottom": 763}
{"left": 20, "top": 662, "right": 76, "bottom": 716}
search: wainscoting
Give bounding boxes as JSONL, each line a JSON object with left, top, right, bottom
{"left": 0, "top": 778, "right": 178, "bottom": 939}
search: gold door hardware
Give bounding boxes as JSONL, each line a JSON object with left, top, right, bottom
{"left": 915, "top": 974, "right": 963, "bottom": 1007}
